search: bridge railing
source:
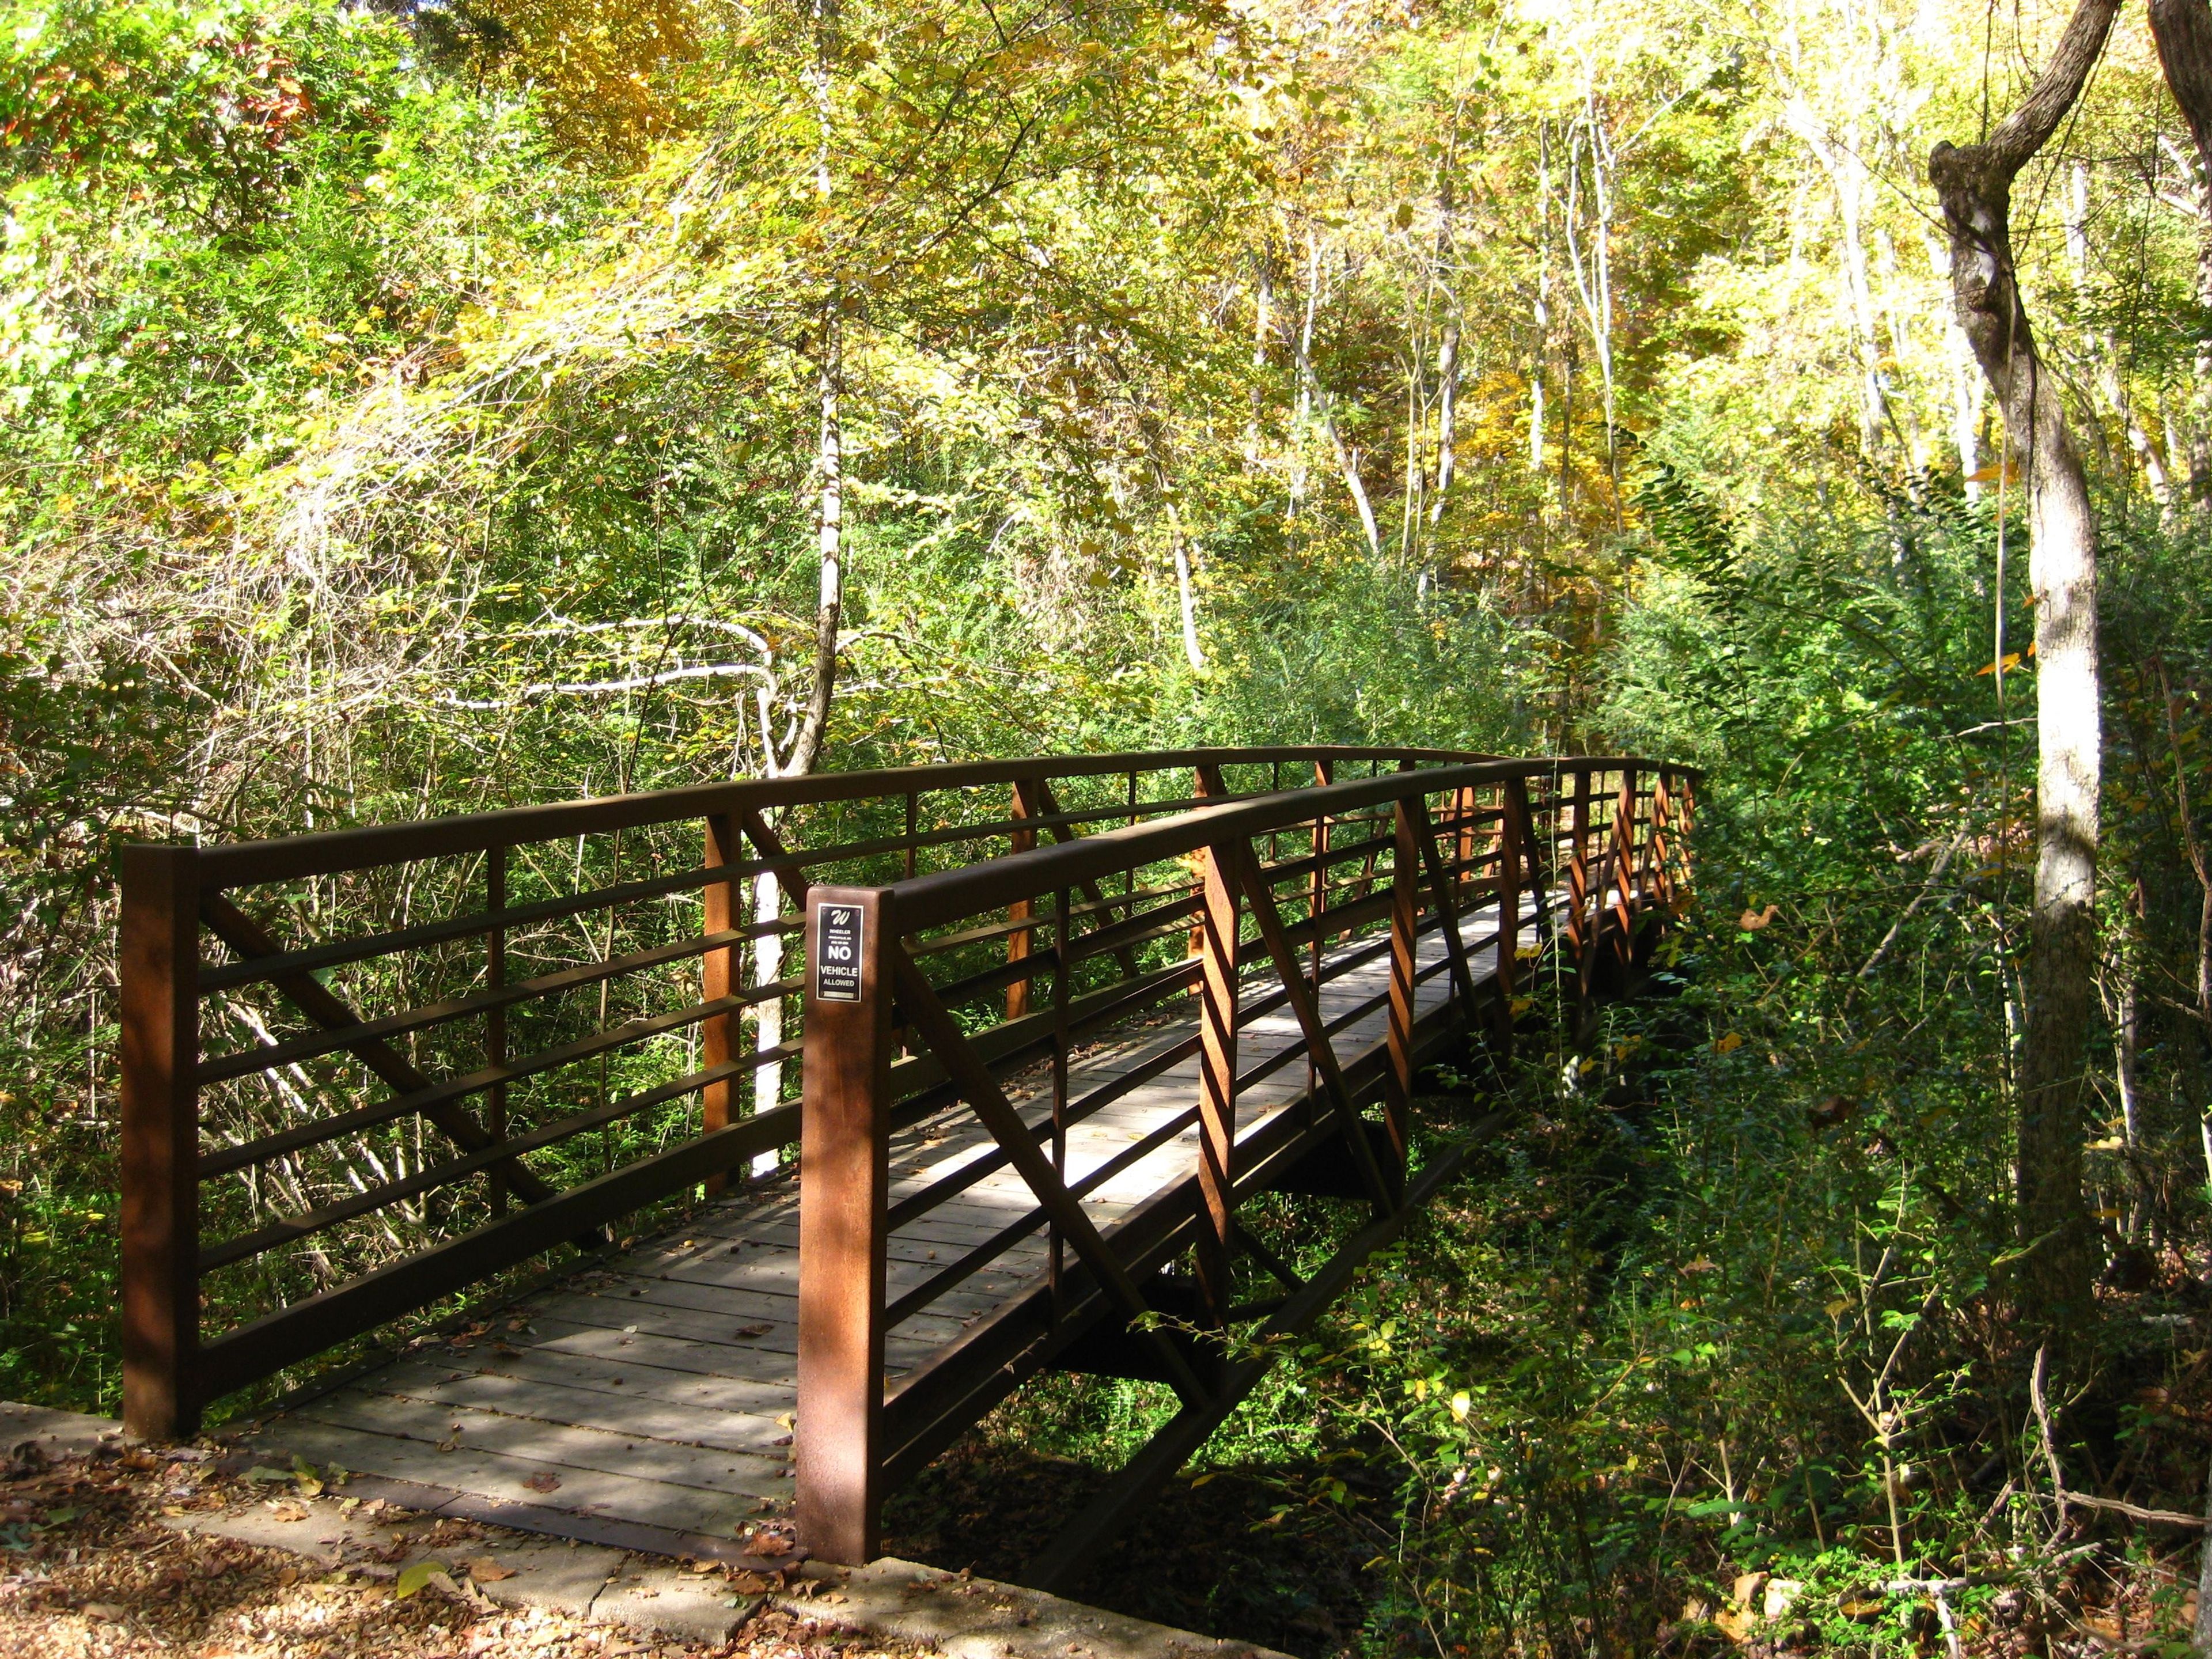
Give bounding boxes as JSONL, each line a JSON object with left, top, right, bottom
{"left": 790, "top": 755, "right": 1696, "bottom": 1562}
{"left": 117, "top": 744, "right": 1597, "bottom": 1440}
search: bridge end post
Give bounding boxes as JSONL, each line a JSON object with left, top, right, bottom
{"left": 796, "top": 884, "right": 896, "bottom": 1565}
{"left": 118, "top": 843, "right": 202, "bottom": 1443}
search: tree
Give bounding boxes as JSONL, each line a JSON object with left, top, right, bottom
{"left": 1927, "top": 0, "right": 2120, "bottom": 1332}
{"left": 2150, "top": 0, "right": 2212, "bottom": 501}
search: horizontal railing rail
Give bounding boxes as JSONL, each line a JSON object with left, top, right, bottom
{"left": 123, "top": 744, "right": 1618, "bottom": 1440}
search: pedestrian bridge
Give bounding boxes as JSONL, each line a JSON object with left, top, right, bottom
{"left": 116, "top": 747, "right": 1692, "bottom": 1586}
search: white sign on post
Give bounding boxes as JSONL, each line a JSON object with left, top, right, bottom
{"left": 815, "top": 903, "right": 865, "bottom": 1003}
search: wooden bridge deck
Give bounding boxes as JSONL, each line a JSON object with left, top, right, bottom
{"left": 245, "top": 892, "right": 1543, "bottom": 1550}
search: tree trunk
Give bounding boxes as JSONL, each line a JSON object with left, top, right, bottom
{"left": 1929, "top": 0, "right": 2119, "bottom": 1336}
{"left": 1169, "top": 504, "right": 1205, "bottom": 673}
{"left": 750, "top": 0, "right": 846, "bottom": 1170}
{"left": 2150, "top": 0, "right": 2212, "bottom": 502}
{"left": 1431, "top": 316, "right": 1460, "bottom": 522}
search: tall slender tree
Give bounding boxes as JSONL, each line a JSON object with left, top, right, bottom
{"left": 1928, "top": 0, "right": 2120, "bottom": 1333}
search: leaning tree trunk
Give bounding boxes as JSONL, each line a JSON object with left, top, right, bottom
{"left": 1929, "top": 0, "right": 2119, "bottom": 1336}
{"left": 2151, "top": 0, "right": 2212, "bottom": 502}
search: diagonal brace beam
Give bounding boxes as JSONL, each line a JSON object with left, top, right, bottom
{"left": 888, "top": 948, "right": 1210, "bottom": 1407}
{"left": 200, "top": 893, "right": 557, "bottom": 1206}
{"left": 1226, "top": 842, "right": 1396, "bottom": 1215}
{"left": 1231, "top": 1220, "right": 1303, "bottom": 1293}
{"left": 1028, "top": 777, "right": 1143, "bottom": 981}
{"left": 1405, "top": 796, "right": 1483, "bottom": 1024}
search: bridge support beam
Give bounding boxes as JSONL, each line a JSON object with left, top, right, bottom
{"left": 796, "top": 885, "right": 897, "bottom": 1566}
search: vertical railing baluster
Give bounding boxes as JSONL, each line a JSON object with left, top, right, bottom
{"left": 1194, "top": 839, "right": 1241, "bottom": 1328}
{"left": 487, "top": 845, "right": 508, "bottom": 1217}
{"left": 1006, "top": 779, "right": 1038, "bottom": 1019}
{"left": 1050, "top": 884, "right": 1070, "bottom": 1323}
{"left": 1384, "top": 789, "right": 1419, "bottom": 1176}
{"left": 1455, "top": 785, "right": 1477, "bottom": 906}
{"left": 795, "top": 884, "right": 895, "bottom": 1566}
{"left": 120, "top": 844, "right": 202, "bottom": 1442}
{"left": 1306, "top": 760, "right": 1332, "bottom": 1119}
{"left": 702, "top": 815, "right": 740, "bottom": 1195}
{"left": 1567, "top": 767, "right": 1593, "bottom": 1017}
{"left": 1495, "top": 776, "right": 1527, "bottom": 1049}
{"left": 1611, "top": 767, "right": 1640, "bottom": 976}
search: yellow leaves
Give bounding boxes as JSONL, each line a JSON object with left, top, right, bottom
{"left": 476, "top": 0, "right": 702, "bottom": 162}
{"left": 1449, "top": 1390, "right": 1471, "bottom": 1420}
{"left": 394, "top": 1559, "right": 453, "bottom": 1599}
{"left": 1713, "top": 1031, "right": 1744, "bottom": 1054}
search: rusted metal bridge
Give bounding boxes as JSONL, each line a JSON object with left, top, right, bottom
{"left": 117, "top": 747, "right": 1692, "bottom": 1585}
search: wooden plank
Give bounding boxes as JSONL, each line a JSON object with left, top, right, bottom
{"left": 366, "top": 1366, "right": 791, "bottom": 1457}
{"left": 292, "top": 1392, "right": 788, "bottom": 1498}
{"left": 524, "top": 1289, "right": 953, "bottom": 1365}
{"left": 389, "top": 1346, "right": 793, "bottom": 1420}
{"left": 249, "top": 1416, "right": 770, "bottom": 1535}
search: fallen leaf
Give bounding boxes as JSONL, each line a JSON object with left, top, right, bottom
{"left": 523, "top": 1472, "right": 562, "bottom": 1494}
{"left": 395, "top": 1559, "right": 449, "bottom": 1599}
{"left": 268, "top": 1502, "right": 309, "bottom": 1522}
{"left": 467, "top": 1556, "right": 515, "bottom": 1582}
{"left": 733, "top": 1323, "right": 772, "bottom": 1338}
{"left": 81, "top": 1601, "right": 127, "bottom": 1622}
{"left": 244, "top": 1465, "right": 293, "bottom": 1483}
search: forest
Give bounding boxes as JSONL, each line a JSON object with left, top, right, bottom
{"left": 5, "top": 0, "right": 2212, "bottom": 1653}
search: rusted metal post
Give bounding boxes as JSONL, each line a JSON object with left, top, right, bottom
{"left": 487, "top": 846, "right": 509, "bottom": 1216}
{"left": 1611, "top": 767, "right": 1639, "bottom": 974}
{"left": 1305, "top": 762, "right": 1332, "bottom": 1122}
{"left": 795, "top": 885, "right": 895, "bottom": 1565}
{"left": 1050, "top": 884, "right": 1071, "bottom": 1319}
{"left": 701, "top": 815, "right": 740, "bottom": 1196}
{"left": 1194, "top": 842, "right": 1241, "bottom": 1327}
{"left": 1384, "top": 791, "right": 1420, "bottom": 1172}
{"left": 119, "top": 844, "right": 201, "bottom": 1442}
{"left": 1566, "top": 768, "right": 1592, "bottom": 1003}
{"left": 1006, "top": 779, "right": 1039, "bottom": 1020}
{"left": 1494, "top": 777, "right": 1527, "bottom": 1048}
